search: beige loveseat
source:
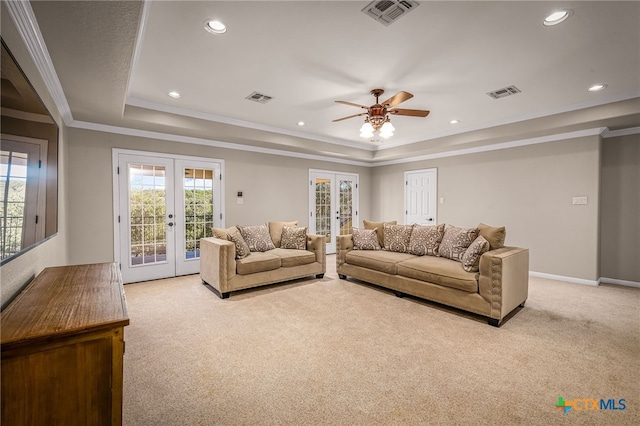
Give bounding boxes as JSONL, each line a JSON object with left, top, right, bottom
{"left": 200, "top": 222, "right": 326, "bottom": 299}
{"left": 337, "top": 221, "right": 529, "bottom": 326}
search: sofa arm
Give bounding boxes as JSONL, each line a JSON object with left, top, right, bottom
{"left": 337, "top": 234, "right": 353, "bottom": 270}
{"left": 200, "top": 237, "right": 236, "bottom": 294}
{"left": 306, "top": 234, "right": 327, "bottom": 272}
{"left": 479, "top": 247, "right": 529, "bottom": 321}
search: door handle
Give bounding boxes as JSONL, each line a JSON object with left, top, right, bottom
{"left": 168, "top": 222, "right": 174, "bottom": 227}
{"left": 427, "top": 218, "right": 433, "bottom": 221}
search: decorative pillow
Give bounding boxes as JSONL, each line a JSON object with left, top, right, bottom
{"left": 280, "top": 226, "right": 307, "bottom": 250}
{"left": 352, "top": 228, "right": 381, "bottom": 250}
{"left": 212, "top": 226, "right": 237, "bottom": 240}
{"left": 227, "top": 229, "right": 250, "bottom": 259}
{"left": 236, "top": 224, "right": 276, "bottom": 252}
{"left": 408, "top": 223, "right": 445, "bottom": 256}
{"left": 269, "top": 221, "right": 298, "bottom": 248}
{"left": 439, "top": 225, "right": 479, "bottom": 262}
{"left": 383, "top": 224, "right": 414, "bottom": 253}
{"left": 461, "top": 236, "right": 490, "bottom": 272}
{"left": 477, "top": 223, "right": 506, "bottom": 250}
{"left": 364, "top": 220, "right": 397, "bottom": 247}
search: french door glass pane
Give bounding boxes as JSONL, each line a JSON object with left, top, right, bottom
{"left": 183, "top": 168, "right": 214, "bottom": 260}
{"left": 339, "top": 180, "right": 353, "bottom": 235}
{"left": 315, "top": 177, "right": 331, "bottom": 239}
{"left": 129, "top": 164, "right": 166, "bottom": 266}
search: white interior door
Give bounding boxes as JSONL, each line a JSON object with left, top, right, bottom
{"left": 118, "top": 154, "right": 176, "bottom": 283}
{"left": 405, "top": 169, "right": 437, "bottom": 225}
{"left": 309, "top": 170, "right": 358, "bottom": 254}
{"left": 115, "top": 151, "right": 223, "bottom": 283}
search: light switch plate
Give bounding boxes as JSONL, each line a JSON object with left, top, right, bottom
{"left": 572, "top": 196, "right": 588, "bottom": 205}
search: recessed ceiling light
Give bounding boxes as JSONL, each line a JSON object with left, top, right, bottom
{"left": 168, "top": 91, "right": 181, "bottom": 99}
{"left": 588, "top": 84, "right": 608, "bottom": 92}
{"left": 204, "top": 19, "right": 227, "bottom": 34}
{"left": 449, "top": 119, "right": 460, "bottom": 124}
{"left": 297, "top": 121, "right": 305, "bottom": 126}
{"left": 543, "top": 9, "right": 573, "bottom": 26}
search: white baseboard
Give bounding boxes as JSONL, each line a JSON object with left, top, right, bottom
{"left": 529, "top": 271, "right": 599, "bottom": 286}
{"left": 599, "top": 277, "right": 640, "bottom": 288}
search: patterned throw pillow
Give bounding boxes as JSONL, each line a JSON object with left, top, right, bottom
{"left": 227, "top": 229, "right": 250, "bottom": 259}
{"left": 236, "top": 224, "right": 276, "bottom": 252}
{"left": 383, "top": 224, "right": 414, "bottom": 253}
{"left": 352, "top": 228, "right": 381, "bottom": 250}
{"left": 461, "top": 236, "right": 490, "bottom": 272}
{"left": 364, "top": 220, "right": 397, "bottom": 247}
{"left": 408, "top": 223, "right": 445, "bottom": 256}
{"left": 280, "top": 226, "right": 307, "bottom": 250}
{"left": 439, "top": 225, "right": 479, "bottom": 262}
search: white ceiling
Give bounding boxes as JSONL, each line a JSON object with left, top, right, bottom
{"left": 20, "top": 1, "right": 640, "bottom": 162}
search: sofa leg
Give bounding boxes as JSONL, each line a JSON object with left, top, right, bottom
{"left": 204, "top": 281, "right": 230, "bottom": 299}
{"left": 488, "top": 318, "right": 500, "bottom": 327}
{"left": 338, "top": 274, "right": 347, "bottom": 280}
{"left": 394, "top": 291, "right": 405, "bottom": 298}
{"left": 316, "top": 273, "right": 324, "bottom": 279}
{"left": 519, "top": 301, "right": 526, "bottom": 308}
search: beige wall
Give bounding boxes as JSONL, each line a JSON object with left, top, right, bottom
{"left": 66, "top": 127, "right": 372, "bottom": 265}
{"left": 0, "top": 12, "right": 69, "bottom": 309}
{"left": 600, "top": 134, "right": 640, "bottom": 282}
{"left": 372, "top": 136, "right": 602, "bottom": 281}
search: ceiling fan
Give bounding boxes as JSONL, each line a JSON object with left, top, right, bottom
{"left": 333, "top": 89, "right": 430, "bottom": 139}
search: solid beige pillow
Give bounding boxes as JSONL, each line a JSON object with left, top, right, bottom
{"left": 269, "top": 221, "right": 298, "bottom": 248}
{"left": 212, "top": 226, "right": 238, "bottom": 240}
{"left": 363, "top": 220, "right": 398, "bottom": 247}
{"left": 478, "top": 223, "right": 506, "bottom": 250}
{"left": 461, "top": 235, "right": 490, "bottom": 272}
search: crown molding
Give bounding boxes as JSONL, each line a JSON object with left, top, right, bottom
{"left": 4, "top": 0, "right": 73, "bottom": 126}
{"left": 68, "top": 120, "right": 374, "bottom": 167}
{"left": 602, "top": 126, "right": 640, "bottom": 138}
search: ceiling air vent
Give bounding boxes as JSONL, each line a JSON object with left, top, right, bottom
{"left": 487, "top": 85, "right": 521, "bottom": 99}
{"left": 362, "top": 0, "right": 420, "bottom": 26}
{"left": 245, "top": 91, "right": 273, "bottom": 104}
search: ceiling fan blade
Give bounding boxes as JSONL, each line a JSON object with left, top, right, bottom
{"left": 381, "top": 91, "right": 413, "bottom": 108}
{"left": 335, "top": 100, "right": 369, "bottom": 109}
{"left": 332, "top": 112, "right": 367, "bottom": 122}
{"left": 388, "top": 108, "right": 430, "bottom": 117}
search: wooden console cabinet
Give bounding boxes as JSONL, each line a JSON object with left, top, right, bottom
{"left": 1, "top": 263, "right": 130, "bottom": 426}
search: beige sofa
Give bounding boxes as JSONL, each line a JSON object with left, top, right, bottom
{"left": 337, "top": 222, "right": 529, "bottom": 326}
{"left": 200, "top": 222, "right": 326, "bottom": 299}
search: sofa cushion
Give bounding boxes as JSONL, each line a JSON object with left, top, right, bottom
{"left": 408, "top": 223, "right": 445, "bottom": 256}
{"left": 236, "top": 252, "right": 281, "bottom": 275}
{"left": 397, "top": 256, "right": 479, "bottom": 293}
{"left": 280, "top": 226, "right": 307, "bottom": 250}
{"left": 212, "top": 226, "right": 238, "bottom": 240}
{"left": 237, "top": 224, "right": 277, "bottom": 252}
{"left": 383, "top": 224, "right": 414, "bottom": 253}
{"left": 461, "top": 236, "right": 490, "bottom": 272}
{"left": 352, "top": 228, "right": 381, "bottom": 250}
{"left": 438, "top": 225, "right": 478, "bottom": 262}
{"left": 270, "top": 248, "right": 316, "bottom": 267}
{"left": 269, "top": 221, "right": 298, "bottom": 248}
{"left": 364, "top": 220, "right": 397, "bottom": 247}
{"left": 346, "top": 250, "right": 416, "bottom": 275}
{"left": 227, "top": 228, "right": 251, "bottom": 259}
{"left": 477, "top": 223, "right": 506, "bottom": 250}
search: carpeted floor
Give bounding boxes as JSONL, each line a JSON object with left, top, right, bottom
{"left": 122, "top": 255, "right": 639, "bottom": 425}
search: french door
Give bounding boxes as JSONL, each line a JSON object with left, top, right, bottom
{"left": 114, "top": 151, "right": 223, "bottom": 283}
{"left": 309, "top": 170, "right": 358, "bottom": 254}
{"left": 405, "top": 168, "right": 437, "bottom": 225}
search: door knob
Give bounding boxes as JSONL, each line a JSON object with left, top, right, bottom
{"left": 168, "top": 222, "right": 174, "bottom": 227}
{"left": 168, "top": 214, "right": 174, "bottom": 218}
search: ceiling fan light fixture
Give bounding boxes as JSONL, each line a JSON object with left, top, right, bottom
{"left": 359, "top": 120, "right": 375, "bottom": 138}
{"left": 204, "top": 19, "right": 227, "bottom": 34}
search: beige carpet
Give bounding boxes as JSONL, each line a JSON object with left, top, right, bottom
{"left": 123, "top": 255, "right": 639, "bottom": 425}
